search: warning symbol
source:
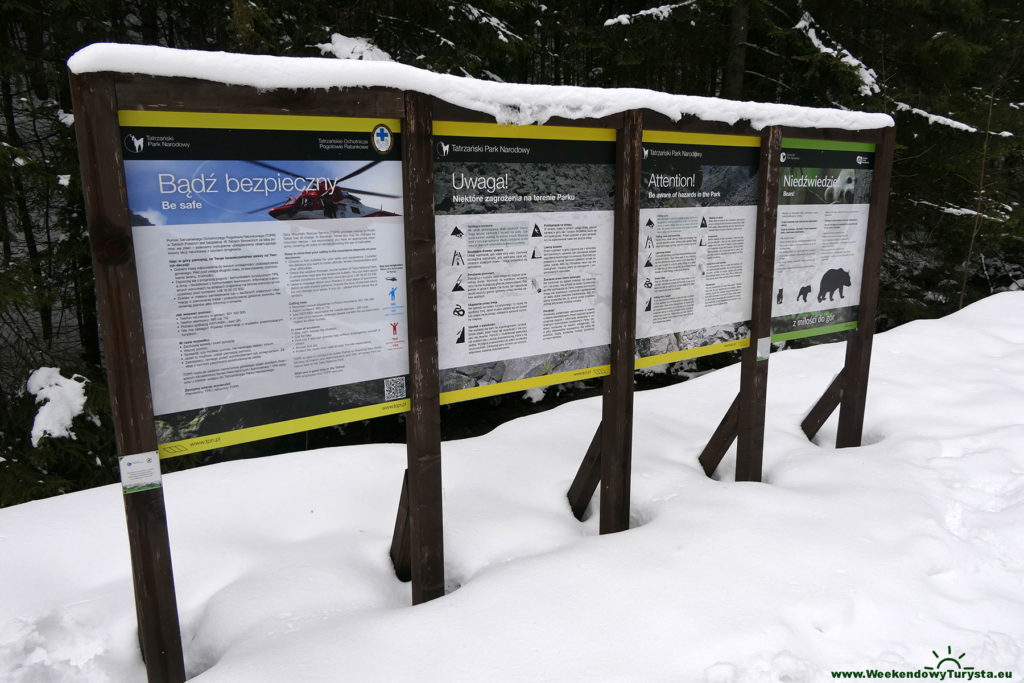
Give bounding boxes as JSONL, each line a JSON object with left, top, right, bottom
{"left": 700, "top": 217, "right": 708, "bottom": 228}
{"left": 452, "top": 274, "right": 465, "bottom": 292}
{"left": 532, "top": 225, "right": 543, "bottom": 237}
{"left": 456, "top": 327, "right": 466, "bottom": 344}
{"left": 643, "top": 278, "right": 653, "bottom": 289}
{"left": 451, "top": 226, "right": 464, "bottom": 238}
{"left": 645, "top": 235, "right": 654, "bottom": 249}
{"left": 531, "top": 248, "right": 542, "bottom": 259}
{"left": 644, "top": 253, "right": 654, "bottom": 268}
{"left": 453, "top": 304, "right": 465, "bottom": 317}
{"left": 452, "top": 250, "right": 465, "bottom": 266}
{"left": 699, "top": 235, "right": 707, "bottom": 247}
{"left": 644, "top": 298, "right": 652, "bottom": 312}
{"left": 645, "top": 218, "right": 655, "bottom": 228}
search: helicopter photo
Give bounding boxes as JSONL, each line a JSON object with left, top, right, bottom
{"left": 248, "top": 160, "right": 401, "bottom": 221}
{"left": 122, "top": 155, "right": 404, "bottom": 228}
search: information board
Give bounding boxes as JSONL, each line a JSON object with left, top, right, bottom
{"left": 120, "top": 111, "right": 410, "bottom": 456}
{"left": 432, "top": 122, "right": 616, "bottom": 403}
{"left": 635, "top": 131, "right": 760, "bottom": 368}
{"left": 771, "top": 138, "right": 875, "bottom": 340}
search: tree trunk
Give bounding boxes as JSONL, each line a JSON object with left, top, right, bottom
{"left": 721, "top": 0, "right": 750, "bottom": 100}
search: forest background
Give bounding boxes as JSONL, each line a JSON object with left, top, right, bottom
{"left": 1, "top": 0, "right": 1021, "bottom": 505}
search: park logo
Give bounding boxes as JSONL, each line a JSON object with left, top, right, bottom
{"left": 437, "top": 140, "right": 451, "bottom": 157}
{"left": 124, "top": 133, "right": 145, "bottom": 154}
{"left": 856, "top": 154, "right": 870, "bottom": 166}
{"left": 371, "top": 123, "right": 394, "bottom": 154}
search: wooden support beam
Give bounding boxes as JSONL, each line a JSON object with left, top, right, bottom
{"left": 567, "top": 424, "right": 602, "bottom": 521}
{"left": 389, "top": 470, "right": 411, "bottom": 582}
{"left": 734, "top": 126, "right": 782, "bottom": 483}
{"left": 401, "top": 91, "right": 445, "bottom": 603}
{"left": 599, "top": 109, "right": 643, "bottom": 534}
{"left": 697, "top": 393, "right": 740, "bottom": 477}
{"left": 800, "top": 369, "right": 846, "bottom": 440}
{"left": 836, "top": 126, "right": 896, "bottom": 448}
{"left": 70, "top": 71, "right": 185, "bottom": 683}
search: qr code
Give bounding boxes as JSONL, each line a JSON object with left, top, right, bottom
{"left": 383, "top": 376, "right": 406, "bottom": 401}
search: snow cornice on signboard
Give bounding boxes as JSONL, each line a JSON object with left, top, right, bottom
{"left": 68, "top": 43, "right": 894, "bottom": 132}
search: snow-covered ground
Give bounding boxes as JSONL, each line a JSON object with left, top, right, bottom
{"left": 2, "top": 293, "right": 1023, "bottom": 682}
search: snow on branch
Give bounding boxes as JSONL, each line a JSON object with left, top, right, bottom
{"left": 893, "top": 101, "right": 977, "bottom": 133}
{"left": 457, "top": 4, "right": 522, "bottom": 44}
{"left": 315, "top": 34, "right": 393, "bottom": 61}
{"left": 794, "top": 12, "right": 879, "bottom": 97}
{"left": 26, "top": 368, "right": 89, "bottom": 447}
{"left": 909, "top": 198, "right": 1005, "bottom": 222}
{"left": 604, "top": 2, "right": 696, "bottom": 27}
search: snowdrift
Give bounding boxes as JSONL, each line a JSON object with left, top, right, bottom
{"left": 2, "top": 293, "right": 1023, "bottom": 682}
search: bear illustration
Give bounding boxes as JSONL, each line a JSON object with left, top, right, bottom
{"left": 776, "top": 288, "right": 784, "bottom": 305}
{"left": 797, "top": 285, "right": 812, "bottom": 302}
{"left": 824, "top": 168, "right": 856, "bottom": 204}
{"left": 817, "top": 268, "right": 852, "bottom": 302}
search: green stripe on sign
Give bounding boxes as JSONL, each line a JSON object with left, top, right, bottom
{"left": 771, "top": 321, "right": 858, "bottom": 342}
{"left": 781, "top": 138, "right": 876, "bottom": 153}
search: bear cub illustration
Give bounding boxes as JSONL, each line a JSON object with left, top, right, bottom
{"left": 797, "top": 285, "right": 812, "bottom": 302}
{"left": 818, "top": 268, "right": 851, "bottom": 302}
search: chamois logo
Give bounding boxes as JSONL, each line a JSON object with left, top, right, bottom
{"left": 124, "top": 133, "right": 145, "bottom": 154}
{"left": 437, "top": 140, "right": 451, "bottom": 157}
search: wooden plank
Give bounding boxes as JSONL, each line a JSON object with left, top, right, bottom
{"left": 836, "top": 126, "right": 896, "bottom": 447}
{"left": 114, "top": 75, "right": 405, "bottom": 117}
{"left": 778, "top": 125, "right": 888, "bottom": 144}
{"left": 599, "top": 109, "right": 643, "bottom": 534}
{"left": 401, "top": 91, "right": 446, "bottom": 604}
{"left": 70, "top": 72, "right": 185, "bottom": 683}
{"left": 430, "top": 98, "right": 624, "bottom": 130}
{"left": 697, "top": 393, "right": 740, "bottom": 477}
{"left": 389, "top": 470, "right": 411, "bottom": 582}
{"left": 800, "top": 369, "right": 847, "bottom": 440}
{"left": 642, "top": 110, "right": 760, "bottom": 137}
{"left": 567, "top": 424, "right": 602, "bottom": 521}
{"left": 734, "top": 126, "right": 782, "bottom": 483}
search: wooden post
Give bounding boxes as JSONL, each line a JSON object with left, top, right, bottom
{"left": 697, "top": 393, "right": 740, "bottom": 477}
{"left": 734, "top": 126, "right": 782, "bottom": 482}
{"left": 70, "top": 72, "right": 186, "bottom": 683}
{"left": 800, "top": 369, "right": 846, "bottom": 440}
{"left": 389, "top": 470, "right": 411, "bottom": 582}
{"left": 599, "top": 109, "right": 643, "bottom": 533}
{"left": 400, "top": 91, "right": 445, "bottom": 603}
{"left": 567, "top": 425, "right": 602, "bottom": 521}
{"left": 836, "top": 126, "right": 896, "bottom": 448}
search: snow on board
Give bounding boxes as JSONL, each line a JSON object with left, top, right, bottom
{"left": 67, "top": 43, "right": 894, "bottom": 132}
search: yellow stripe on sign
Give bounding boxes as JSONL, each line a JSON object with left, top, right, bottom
{"left": 157, "top": 399, "right": 410, "bottom": 458}
{"left": 634, "top": 338, "right": 750, "bottom": 369}
{"left": 642, "top": 130, "right": 761, "bottom": 147}
{"left": 433, "top": 120, "right": 616, "bottom": 142}
{"left": 118, "top": 110, "right": 402, "bottom": 133}
{"left": 440, "top": 364, "right": 611, "bottom": 405}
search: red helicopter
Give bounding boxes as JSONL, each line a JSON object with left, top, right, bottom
{"left": 246, "top": 160, "right": 400, "bottom": 220}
